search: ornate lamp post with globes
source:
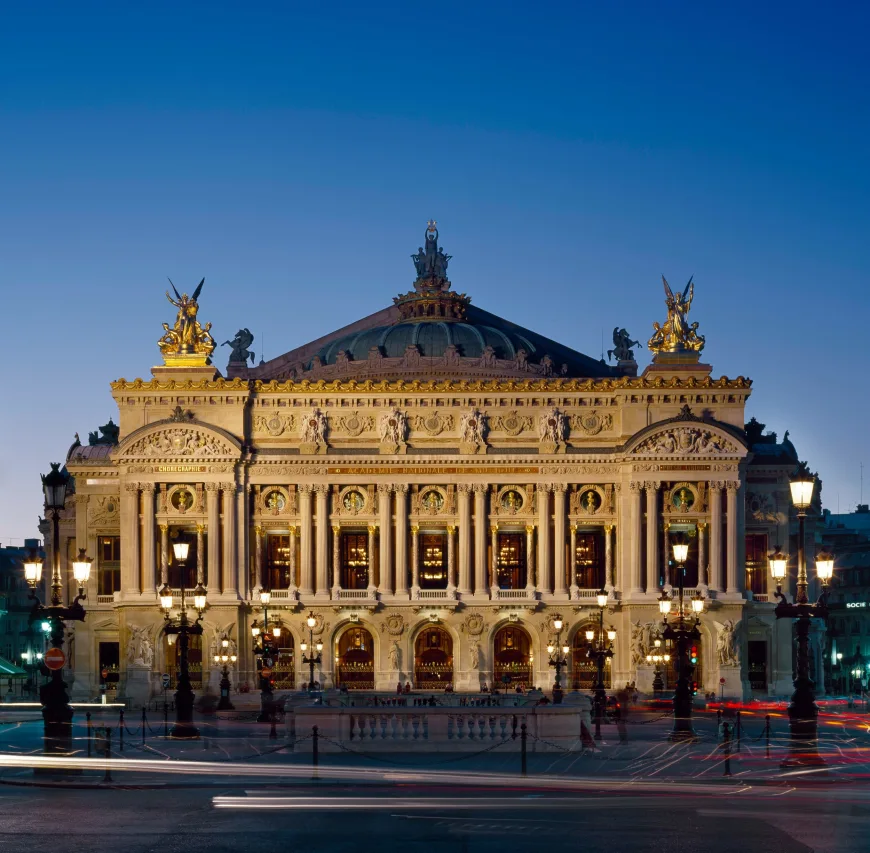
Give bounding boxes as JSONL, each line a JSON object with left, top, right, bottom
{"left": 546, "top": 617, "right": 568, "bottom": 704}
{"left": 768, "top": 467, "right": 834, "bottom": 766}
{"left": 658, "top": 536, "right": 705, "bottom": 741}
{"left": 159, "top": 540, "right": 207, "bottom": 739}
{"left": 300, "top": 611, "right": 323, "bottom": 692}
{"left": 586, "top": 589, "right": 616, "bottom": 739}
{"left": 251, "top": 589, "right": 282, "bottom": 722}
{"left": 24, "top": 464, "right": 93, "bottom": 756}
{"left": 214, "top": 638, "right": 237, "bottom": 711}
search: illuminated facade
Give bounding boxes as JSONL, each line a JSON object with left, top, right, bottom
{"left": 44, "top": 224, "right": 810, "bottom": 703}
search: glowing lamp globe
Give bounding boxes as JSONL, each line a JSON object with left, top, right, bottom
{"left": 159, "top": 585, "right": 174, "bottom": 610}
{"left": 816, "top": 550, "right": 835, "bottom": 584}
{"left": 23, "top": 554, "right": 43, "bottom": 586}
{"left": 691, "top": 594, "right": 705, "bottom": 614}
{"left": 553, "top": 618, "right": 563, "bottom": 632}
{"left": 658, "top": 593, "right": 672, "bottom": 616}
{"left": 251, "top": 624, "right": 261, "bottom": 638}
{"left": 789, "top": 474, "right": 815, "bottom": 510}
{"left": 300, "top": 641, "right": 308, "bottom": 653}
{"left": 193, "top": 584, "right": 207, "bottom": 611}
{"left": 596, "top": 590, "right": 608, "bottom": 608}
{"left": 172, "top": 541, "right": 190, "bottom": 563}
{"left": 272, "top": 626, "right": 282, "bottom": 638}
{"left": 72, "top": 548, "right": 93, "bottom": 586}
{"left": 672, "top": 541, "right": 689, "bottom": 564}
{"left": 260, "top": 590, "right": 271, "bottom": 605}
{"left": 607, "top": 629, "right": 616, "bottom": 642}
{"left": 585, "top": 629, "right": 595, "bottom": 641}
{"left": 561, "top": 644, "right": 569, "bottom": 655}
{"left": 768, "top": 549, "right": 788, "bottom": 580}
{"left": 307, "top": 612, "right": 317, "bottom": 629}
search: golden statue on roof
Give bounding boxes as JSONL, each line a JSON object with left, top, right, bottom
{"left": 648, "top": 275, "right": 705, "bottom": 354}
{"left": 157, "top": 278, "right": 216, "bottom": 366}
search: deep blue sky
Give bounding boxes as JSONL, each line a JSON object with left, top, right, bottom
{"left": 1, "top": 2, "right": 868, "bottom": 543}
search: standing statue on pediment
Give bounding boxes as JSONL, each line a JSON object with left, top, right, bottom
{"left": 648, "top": 275, "right": 705, "bottom": 354}
{"left": 608, "top": 327, "right": 640, "bottom": 362}
{"left": 222, "top": 328, "right": 255, "bottom": 364}
{"left": 412, "top": 220, "right": 452, "bottom": 282}
{"left": 158, "top": 278, "right": 215, "bottom": 362}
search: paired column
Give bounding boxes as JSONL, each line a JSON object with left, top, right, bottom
{"left": 287, "top": 526, "right": 297, "bottom": 589}
{"left": 698, "top": 521, "right": 708, "bottom": 589}
{"left": 457, "top": 485, "right": 472, "bottom": 595}
{"left": 645, "top": 482, "right": 660, "bottom": 592}
{"left": 159, "top": 523, "right": 169, "bottom": 586}
{"left": 629, "top": 482, "right": 643, "bottom": 593}
{"left": 237, "top": 485, "right": 250, "bottom": 600}
{"left": 553, "top": 485, "right": 567, "bottom": 595}
{"left": 221, "top": 483, "right": 237, "bottom": 596}
{"left": 205, "top": 483, "right": 220, "bottom": 597}
{"left": 446, "top": 525, "right": 456, "bottom": 590}
{"left": 332, "top": 525, "right": 341, "bottom": 593}
{"left": 298, "top": 486, "right": 314, "bottom": 595}
{"left": 473, "top": 486, "right": 488, "bottom": 595}
{"left": 411, "top": 525, "right": 420, "bottom": 594}
{"left": 490, "top": 525, "right": 499, "bottom": 591}
{"left": 527, "top": 525, "right": 537, "bottom": 591}
{"left": 315, "top": 485, "right": 330, "bottom": 596}
{"left": 378, "top": 485, "right": 393, "bottom": 595}
{"left": 537, "top": 485, "right": 552, "bottom": 594}
{"left": 663, "top": 522, "right": 672, "bottom": 587}
{"left": 569, "top": 525, "right": 577, "bottom": 593}
{"left": 367, "top": 524, "right": 377, "bottom": 591}
{"left": 604, "top": 523, "right": 614, "bottom": 591}
{"left": 726, "top": 481, "right": 740, "bottom": 594}
{"left": 254, "top": 525, "right": 264, "bottom": 592}
{"left": 709, "top": 483, "right": 723, "bottom": 593}
{"left": 196, "top": 523, "right": 205, "bottom": 586}
{"left": 395, "top": 485, "right": 409, "bottom": 597}
{"left": 121, "top": 482, "right": 140, "bottom": 596}
{"left": 141, "top": 484, "right": 156, "bottom": 595}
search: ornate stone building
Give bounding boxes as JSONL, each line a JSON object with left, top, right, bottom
{"left": 44, "top": 223, "right": 805, "bottom": 703}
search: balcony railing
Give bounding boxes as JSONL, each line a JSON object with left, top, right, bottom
{"left": 494, "top": 589, "right": 534, "bottom": 601}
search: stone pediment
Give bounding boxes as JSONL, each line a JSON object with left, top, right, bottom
{"left": 114, "top": 417, "right": 242, "bottom": 463}
{"left": 625, "top": 409, "right": 747, "bottom": 459}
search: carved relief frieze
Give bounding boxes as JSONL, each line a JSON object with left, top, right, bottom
{"left": 664, "top": 482, "right": 700, "bottom": 514}
{"left": 125, "top": 428, "right": 237, "bottom": 459}
{"left": 571, "top": 484, "right": 608, "bottom": 516}
{"left": 299, "top": 408, "right": 329, "bottom": 454}
{"left": 459, "top": 408, "right": 487, "bottom": 454}
{"left": 88, "top": 495, "right": 121, "bottom": 527}
{"left": 378, "top": 408, "right": 408, "bottom": 455}
{"left": 412, "top": 485, "right": 450, "bottom": 516}
{"left": 253, "top": 412, "right": 296, "bottom": 437}
{"left": 538, "top": 407, "right": 567, "bottom": 454}
{"left": 491, "top": 486, "right": 530, "bottom": 517}
{"left": 333, "top": 411, "right": 375, "bottom": 437}
{"left": 633, "top": 427, "right": 739, "bottom": 456}
{"left": 411, "top": 411, "right": 455, "bottom": 436}
{"left": 570, "top": 410, "right": 613, "bottom": 436}
{"left": 491, "top": 410, "right": 533, "bottom": 437}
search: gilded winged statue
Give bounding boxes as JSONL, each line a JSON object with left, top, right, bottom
{"left": 158, "top": 278, "right": 216, "bottom": 361}
{"left": 648, "top": 275, "right": 705, "bottom": 353}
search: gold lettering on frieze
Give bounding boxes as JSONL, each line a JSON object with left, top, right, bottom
{"left": 327, "top": 466, "right": 540, "bottom": 476}
{"left": 156, "top": 465, "right": 209, "bottom": 473}
{"left": 657, "top": 464, "right": 710, "bottom": 471}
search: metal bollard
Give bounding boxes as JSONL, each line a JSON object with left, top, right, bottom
{"left": 520, "top": 723, "right": 528, "bottom": 777}
{"left": 141, "top": 707, "right": 146, "bottom": 746}
{"left": 722, "top": 722, "right": 732, "bottom": 777}
{"left": 736, "top": 711, "right": 741, "bottom": 753}
{"left": 717, "top": 708, "right": 722, "bottom": 738}
{"left": 104, "top": 727, "right": 113, "bottom": 784}
{"left": 86, "top": 712, "right": 92, "bottom": 757}
{"left": 765, "top": 714, "right": 771, "bottom": 760}
{"left": 312, "top": 725, "right": 319, "bottom": 780}
{"left": 119, "top": 709, "right": 125, "bottom": 752}
{"left": 164, "top": 701, "right": 168, "bottom": 738}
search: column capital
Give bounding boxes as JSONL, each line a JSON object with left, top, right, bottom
{"left": 472, "top": 484, "right": 488, "bottom": 494}
{"left": 158, "top": 522, "right": 168, "bottom": 532}
{"left": 254, "top": 524, "right": 263, "bottom": 536}
{"left": 489, "top": 524, "right": 499, "bottom": 535}
{"left": 708, "top": 480, "right": 726, "bottom": 491}
{"left": 220, "top": 482, "right": 235, "bottom": 493}
{"left": 604, "top": 523, "right": 614, "bottom": 534}
{"left": 368, "top": 523, "right": 378, "bottom": 534}
{"left": 205, "top": 481, "right": 221, "bottom": 493}
{"left": 537, "top": 483, "right": 553, "bottom": 494}
{"left": 410, "top": 524, "right": 419, "bottom": 535}
{"left": 313, "top": 483, "right": 330, "bottom": 496}
{"left": 298, "top": 484, "right": 314, "bottom": 495}
{"left": 629, "top": 481, "right": 643, "bottom": 493}
{"left": 446, "top": 524, "right": 456, "bottom": 535}
{"left": 395, "top": 483, "right": 409, "bottom": 495}
{"left": 140, "top": 482, "right": 156, "bottom": 494}
{"left": 697, "top": 520, "right": 708, "bottom": 531}
{"left": 196, "top": 522, "right": 206, "bottom": 534}
{"left": 725, "top": 480, "right": 742, "bottom": 493}
{"left": 332, "top": 524, "right": 341, "bottom": 534}
{"left": 569, "top": 523, "right": 577, "bottom": 534}
{"left": 552, "top": 483, "right": 568, "bottom": 494}
{"left": 73, "top": 493, "right": 90, "bottom": 506}
{"left": 124, "top": 482, "right": 140, "bottom": 493}
{"left": 457, "top": 483, "right": 472, "bottom": 494}
{"left": 526, "top": 524, "right": 536, "bottom": 534}
{"left": 643, "top": 481, "right": 660, "bottom": 492}
{"left": 377, "top": 483, "right": 392, "bottom": 494}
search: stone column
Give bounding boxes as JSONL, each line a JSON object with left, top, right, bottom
{"left": 159, "top": 524, "right": 169, "bottom": 586}
{"left": 709, "top": 483, "right": 723, "bottom": 593}
{"left": 298, "top": 485, "right": 314, "bottom": 595}
{"left": 288, "top": 526, "right": 297, "bottom": 589}
{"left": 141, "top": 483, "right": 156, "bottom": 595}
{"left": 569, "top": 524, "right": 578, "bottom": 595}
{"left": 629, "top": 482, "right": 643, "bottom": 593}
{"left": 196, "top": 523, "right": 205, "bottom": 586}
{"left": 537, "top": 485, "right": 552, "bottom": 594}
{"left": 457, "top": 485, "right": 472, "bottom": 595}
{"left": 205, "top": 483, "right": 220, "bottom": 597}
{"left": 332, "top": 525, "right": 341, "bottom": 595}
{"left": 473, "top": 485, "right": 488, "bottom": 595}
{"left": 411, "top": 525, "right": 420, "bottom": 595}
{"left": 663, "top": 522, "right": 672, "bottom": 588}
{"left": 254, "top": 525, "right": 264, "bottom": 592}
{"left": 726, "top": 481, "right": 740, "bottom": 595}
{"left": 698, "top": 521, "right": 708, "bottom": 589}
{"left": 444, "top": 525, "right": 455, "bottom": 591}
{"left": 553, "top": 484, "right": 567, "bottom": 596}
{"left": 645, "top": 482, "right": 659, "bottom": 593}
{"left": 378, "top": 485, "right": 393, "bottom": 595}
{"left": 367, "top": 524, "right": 377, "bottom": 591}
{"left": 121, "top": 482, "right": 140, "bottom": 596}
{"left": 527, "top": 525, "right": 537, "bottom": 592}
{"left": 490, "top": 525, "right": 499, "bottom": 591}
{"left": 605, "top": 523, "right": 614, "bottom": 591}
{"left": 237, "top": 484, "right": 250, "bottom": 601}
{"left": 315, "top": 485, "right": 330, "bottom": 596}
{"left": 221, "top": 483, "right": 237, "bottom": 596}
{"left": 395, "top": 485, "right": 409, "bottom": 597}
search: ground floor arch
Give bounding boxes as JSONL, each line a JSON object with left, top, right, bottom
{"left": 335, "top": 625, "right": 375, "bottom": 690}
{"left": 163, "top": 631, "right": 203, "bottom": 690}
{"left": 571, "top": 626, "right": 612, "bottom": 690}
{"left": 413, "top": 625, "right": 454, "bottom": 690}
{"left": 493, "top": 624, "right": 533, "bottom": 689}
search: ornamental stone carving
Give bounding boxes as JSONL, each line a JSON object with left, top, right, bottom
{"left": 538, "top": 407, "right": 567, "bottom": 454}
{"left": 378, "top": 408, "right": 408, "bottom": 455}
{"left": 717, "top": 620, "right": 739, "bottom": 667}
{"left": 380, "top": 613, "right": 406, "bottom": 637}
{"left": 492, "top": 410, "right": 533, "bottom": 437}
{"left": 333, "top": 411, "right": 375, "bottom": 437}
{"left": 460, "top": 610, "right": 487, "bottom": 637}
{"left": 459, "top": 408, "right": 487, "bottom": 454}
{"left": 125, "top": 428, "right": 237, "bottom": 459}
{"left": 570, "top": 410, "right": 613, "bottom": 436}
{"left": 630, "top": 620, "right": 660, "bottom": 667}
{"left": 299, "top": 409, "right": 328, "bottom": 454}
{"left": 253, "top": 412, "right": 296, "bottom": 437}
{"left": 747, "top": 491, "right": 778, "bottom": 523}
{"left": 89, "top": 495, "right": 120, "bottom": 526}
{"left": 632, "top": 427, "right": 738, "bottom": 456}
{"left": 411, "top": 411, "right": 454, "bottom": 436}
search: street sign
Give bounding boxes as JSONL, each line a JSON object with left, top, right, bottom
{"left": 44, "top": 648, "right": 66, "bottom": 671}
{"left": 162, "top": 673, "right": 170, "bottom": 688}
{"left": 261, "top": 667, "right": 272, "bottom": 678}
{"left": 101, "top": 668, "right": 109, "bottom": 680}
{"left": 719, "top": 677, "right": 726, "bottom": 685}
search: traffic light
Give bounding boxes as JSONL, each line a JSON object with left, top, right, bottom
{"left": 690, "top": 645, "right": 698, "bottom": 665}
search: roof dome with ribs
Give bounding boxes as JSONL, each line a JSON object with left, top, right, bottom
{"left": 230, "top": 222, "right": 633, "bottom": 383}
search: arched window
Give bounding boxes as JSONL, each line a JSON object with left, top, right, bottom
{"left": 336, "top": 626, "right": 375, "bottom": 690}
{"left": 414, "top": 626, "right": 453, "bottom": 690}
{"left": 493, "top": 625, "right": 532, "bottom": 689}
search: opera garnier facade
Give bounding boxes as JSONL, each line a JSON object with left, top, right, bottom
{"left": 46, "top": 222, "right": 816, "bottom": 704}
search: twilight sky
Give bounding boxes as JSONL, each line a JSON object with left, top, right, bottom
{"left": 1, "top": 1, "right": 868, "bottom": 544}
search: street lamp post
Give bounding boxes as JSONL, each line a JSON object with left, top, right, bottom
{"left": 300, "top": 611, "right": 323, "bottom": 693}
{"left": 214, "top": 638, "right": 237, "bottom": 711}
{"left": 769, "top": 470, "right": 833, "bottom": 766}
{"left": 252, "top": 589, "right": 280, "bottom": 723}
{"left": 659, "top": 538, "right": 705, "bottom": 741}
{"left": 25, "top": 464, "right": 93, "bottom": 757}
{"left": 835, "top": 652, "right": 843, "bottom": 696}
{"left": 159, "top": 541, "right": 207, "bottom": 739}
{"left": 546, "top": 617, "right": 568, "bottom": 705}
{"left": 646, "top": 639, "right": 669, "bottom": 695}
{"left": 586, "top": 589, "right": 615, "bottom": 739}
